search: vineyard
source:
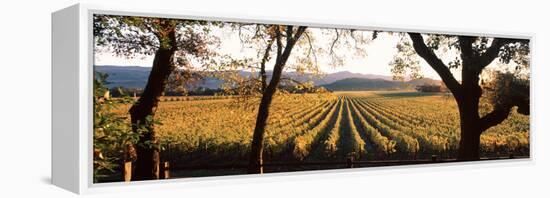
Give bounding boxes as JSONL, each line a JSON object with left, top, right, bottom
{"left": 105, "top": 91, "right": 529, "bottom": 178}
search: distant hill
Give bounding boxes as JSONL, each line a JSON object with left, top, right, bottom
{"left": 321, "top": 77, "right": 442, "bottom": 91}
{"left": 312, "top": 71, "right": 393, "bottom": 84}
{"left": 94, "top": 65, "right": 440, "bottom": 90}
{"left": 321, "top": 78, "right": 406, "bottom": 91}
{"left": 95, "top": 66, "right": 151, "bottom": 89}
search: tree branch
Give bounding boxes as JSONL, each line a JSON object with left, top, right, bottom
{"left": 408, "top": 33, "right": 463, "bottom": 97}
{"left": 286, "top": 26, "right": 294, "bottom": 42}
{"left": 294, "top": 26, "right": 307, "bottom": 42}
{"left": 479, "top": 107, "right": 512, "bottom": 133}
{"left": 277, "top": 26, "right": 306, "bottom": 66}
{"left": 479, "top": 95, "right": 530, "bottom": 133}
{"left": 478, "top": 38, "right": 525, "bottom": 69}
{"left": 260, "top": 39, "right": 274, "bottom": 92}
{"left": 268, "top": 26, "right": 307, "bottom": 90}
{"left": 144, "top": 23, "right": 161, "bottom": 40}
{"left": 329, "top": 29, "right": 340, "bottom": 55}
{"left": 275, "top": 26, "right": 283, "bottom": 62}
{"left": 303, "top": 32, "right": 319, "bottom": 65}
{"left": 458, "top": 36, "right": 476, "bottom": 63}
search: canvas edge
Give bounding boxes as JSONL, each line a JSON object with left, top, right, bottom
{"left": 51, "top": 3, "right": 81, "bottom": 194}
{"left": 84, "top": 4, "right": 533, "bottom": 39}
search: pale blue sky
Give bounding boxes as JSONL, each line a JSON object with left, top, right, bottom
{"left": 94, "top": 28, "right": 512, "bottom": 81}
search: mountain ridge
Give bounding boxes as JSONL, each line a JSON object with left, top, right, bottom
{"left": 320, "top": 77, "right": 440, "bottom": 91}
{"left": 95, "top": 65, "right": 440, "bottom": 90}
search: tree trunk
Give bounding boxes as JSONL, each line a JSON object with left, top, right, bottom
{"left": 247, "top": 25, "right": 306, "bottom": 174}
{"left": 248, "top": 61, "right": 286, "bottom": 174}
{"left": 248, "top": 40, "right": 275, "bottom": 173}
{"left": 247, "top": 86, "right": 277, "bottom": 174}
{"left": 456, "top": 62, "right": 483, "bottom": 161}
{"left": 456, "top": 100, "right": 482, "bottom": 160}
{"left": 129, "top": 29, "right": 176, "bottom": 181}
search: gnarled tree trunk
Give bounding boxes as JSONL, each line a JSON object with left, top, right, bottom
{"left": 456, "top": 59, "right": 483, "bottom": 160}
{"left": 129, "top": 28, "right": 176, "bottom": 181}
{"left": 455, "top": 91, "right": 483, "bottom": 160}
{"left": 247, "top": 75, "right": 279, "bottom": 174}
{"left": 247, "top": 42, "right": 286, "bottom": 174}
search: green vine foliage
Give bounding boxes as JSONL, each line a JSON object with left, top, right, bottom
{"left": 93, "top": 72, "right": 137, "bottom": 182}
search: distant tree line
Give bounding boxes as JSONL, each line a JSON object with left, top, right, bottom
{"left": 107, "top": 85, "right": 327, "bottom": 98}
{"left": 415, "top": 84, "right": 445, "bottom": 93}
{"left": 108, "top": 86, "right": 227, "bottom": 97}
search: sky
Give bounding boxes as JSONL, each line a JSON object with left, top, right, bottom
{"left": 94, "top": 25, "right": 507, "bottom": 81}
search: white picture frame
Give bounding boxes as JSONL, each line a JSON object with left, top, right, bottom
{"left": 52, "top": 3, "right": 534, "bottom": 194}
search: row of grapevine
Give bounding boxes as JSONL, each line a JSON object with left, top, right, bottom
{"left": 292, "top": 97, "right": 342, "bottom": 160}
{"left": 264, "top": 100, "right": 335, "bottom": 156}
{"left": 367, "top": 97, "right": 458, "bottom": 130}
{"left": 342, "top": 98, "right": 366, "bottom": 158}
{"left": 348, "top": 98, "right": 397, "bottom": 155}
{"left": 349, "top": 98, "right": 420, "bottom": 156}
{"left": 356, "top": 92, "right": 528, "bottom": 155}
{"left": 323, "top": 97, "right": 345, "bottom": 157}
{"left": 268, "top": 100, "right": 330, "bottom": 129}
{"left": 355, "top": 98, "right": 452, "bottom": 154}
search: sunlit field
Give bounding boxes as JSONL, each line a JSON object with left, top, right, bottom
{"left": 102, "top": 91, "right": 528, "bottom": 179}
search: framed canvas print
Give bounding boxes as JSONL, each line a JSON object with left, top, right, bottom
{"left": 52, "top": 3, "right": 532, "bottom": 194}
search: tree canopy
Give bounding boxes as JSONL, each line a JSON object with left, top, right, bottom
{"left": 389, "top": 32, "right": 530, "bottom": 159}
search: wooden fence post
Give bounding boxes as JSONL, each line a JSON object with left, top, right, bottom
{"left": 123, "top": 161, "right": 132, "bottom": 182}
{"left": 162, "top": 161, "right": 170, "bottom": 179}
{"left": 258, "top": 159, "right": 264, "bottom": 174}
{"left": 347, "top": 155, "right": 354, "bottom": 168}
{"left": 431, "top": 155, "right": 438, "bottom": 162}
{"left": 123, "top": 144, "right": 137, "bottom": 182}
